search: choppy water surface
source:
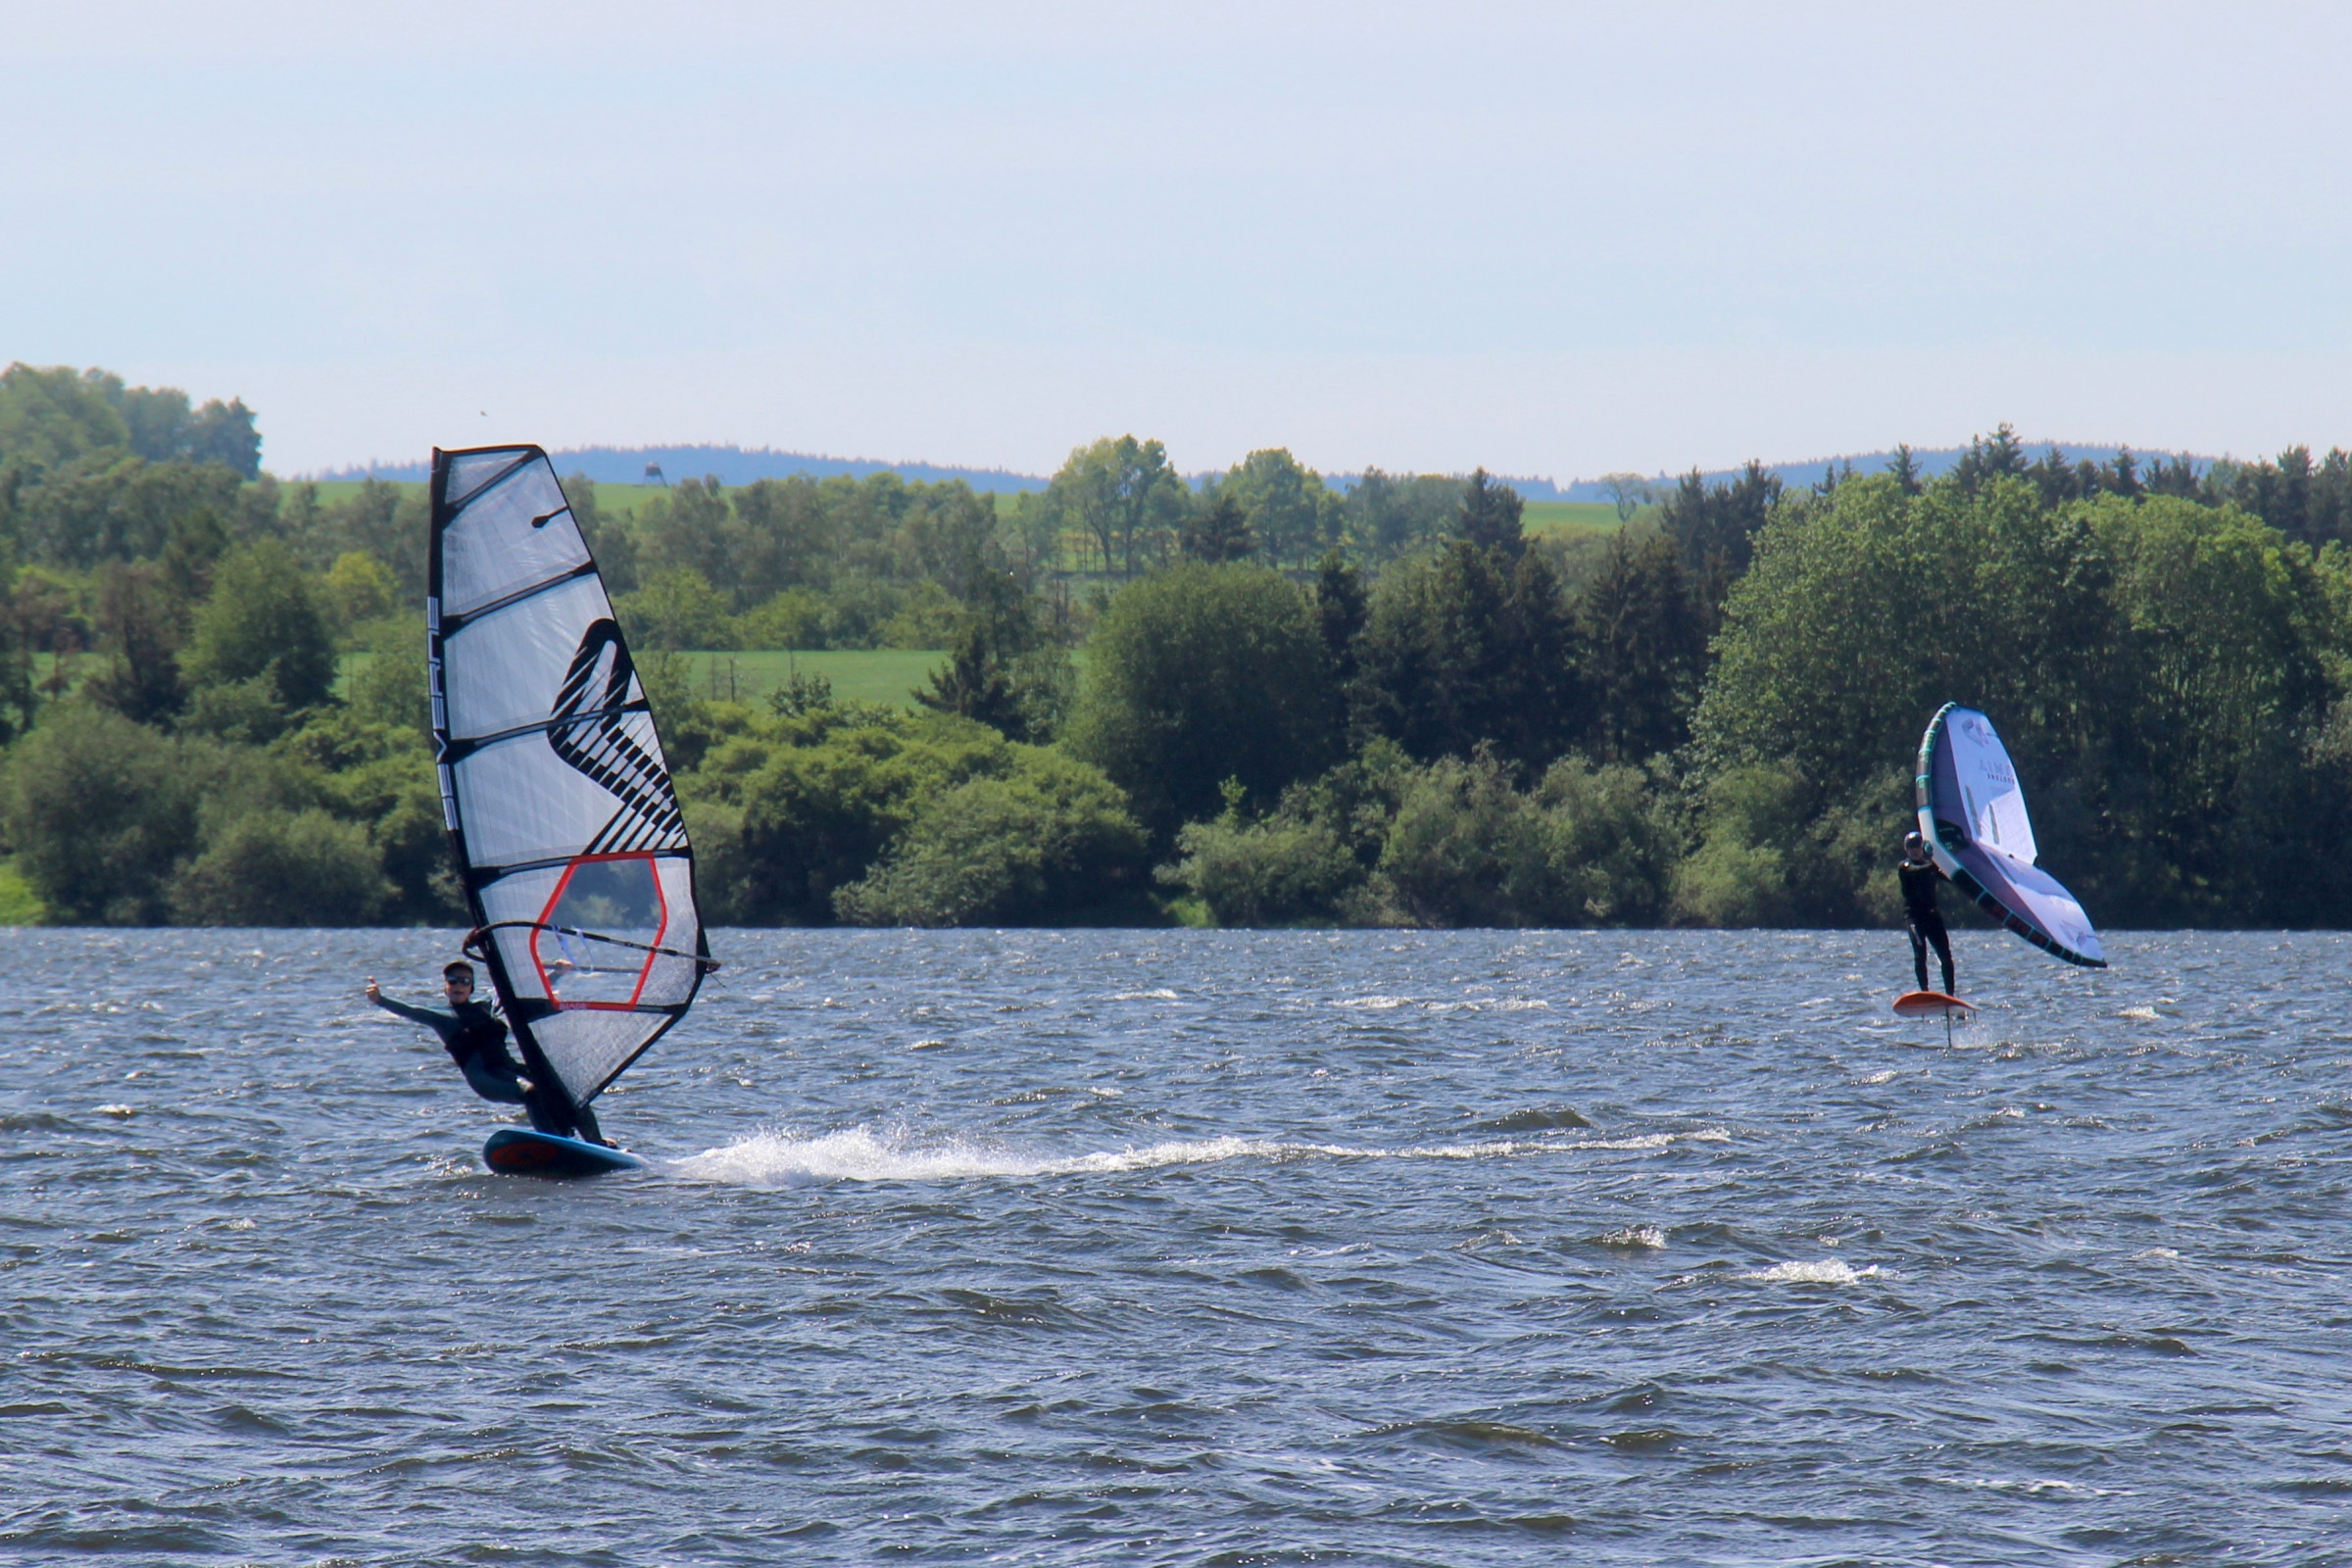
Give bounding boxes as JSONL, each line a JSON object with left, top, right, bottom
{"left": 4, "top": 928, "right": 2350, "bottom": 1565}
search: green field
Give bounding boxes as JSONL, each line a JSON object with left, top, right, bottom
{"left": 673, "top": 650, "right": 948, "bottom": 709}
{"left": 1521, "top": 501, "right": 1629, "bottom": 537}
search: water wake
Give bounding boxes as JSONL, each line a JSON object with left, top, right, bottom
{"left": 669, "top": 1123, "right": 1730, "bottom": 1186}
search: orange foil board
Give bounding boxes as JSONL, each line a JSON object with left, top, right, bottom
{"left": 1893, "top": 991, "right": 1973, "bottom": 1019}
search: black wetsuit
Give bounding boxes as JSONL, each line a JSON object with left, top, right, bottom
{"left": 372, "top": 993, "right": 600, "bottom": 1141}
{"left": 1900, "top": 858, "right": 1955, "bottom": 995}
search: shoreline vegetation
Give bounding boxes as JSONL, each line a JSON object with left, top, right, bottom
{"left": 4, "top": 363, "right": 2350, "bottom": 930}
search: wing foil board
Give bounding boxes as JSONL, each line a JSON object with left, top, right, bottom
{"left": 483, "top": 1127, "right": 646, "bottom": 1178}
{"left": 1893, "top": 990, "right": 1973, "bottom": 1020}
{"left": 1915, "top": 704, "right": 2105, "bottom": 968}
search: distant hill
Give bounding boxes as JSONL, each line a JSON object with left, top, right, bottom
{"left": 309, "top": 444, "right": 1052, "bottom": 493}
{"left": 1551, "top": 443, "right": 2214, "bottom": 502}
{"left": 307, "top": 440, "right": 2210, "bottom": 503}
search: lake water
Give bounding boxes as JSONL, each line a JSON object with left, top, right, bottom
{"left": 4, "top": 927, "right": 2349, "bottom": 1565}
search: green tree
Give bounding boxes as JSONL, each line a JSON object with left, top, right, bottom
{"left": 0, "top": 365, "right": 129, "bottom": 468}
{"left": 1312, "top": 550, "right": 1367, "bottom": 689}
{"left": 84, "top": 561, "right": 188, "bottom": 726}
{"left": 1160, "top": 782, "right": 1365, "bottom": 926}
{"left": 1343, "top": 468, "right": 1457, "bottom": 563}
{"left": 682, "top": 706, "right": 1006, "bottom": 923}
{"left": 1351, "top": 530, "right": 1580, "bottom": 771}
{"left": 1659, "top": 460, "right": 1782, "bottom": 631}
{"left": 1066, "top": 561, "right": 1339, "bottom": 842}
{"left": 1600, "top": 472, "right": 1654, "bottom": 522}
{"left": 1576, "top": 528, "right": 1705, "bottom": 762}
{"left": 323, "top": 550, "right": 398, "bottom": 632}
{"left": 730, "top": 475, "right": 835, "bottom": 599}
{"left": 613, "top": 566, "right": 736, "bottom": 651}
{"left": 1376, "top": 750, "right": 1544, "bottom": 925}
{"left": 1043, "top": 435, "right": 1189, "bottom": 577}
{"left": 638, "top": 477, "right": 736, "bottom": 594}
{"left": 183, "top": 539, "right": 337, "bottom": 710}
{"left": 1180, "top": 495, "right": 1255, "bottom": 564}
{"left": 1219, "top": 449, "right": 1332, "bottom": 569}
{"left": 1454, "top": 468, "right": 1526, "bottom": 560}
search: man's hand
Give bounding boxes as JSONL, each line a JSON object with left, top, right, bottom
{"left": 365, "top": 978, "right": 381, "bottom": 1004}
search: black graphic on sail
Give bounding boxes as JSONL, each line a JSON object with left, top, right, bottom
{"left": 427, "top": 444, "right": 712, "bottom": 1111}
{"left": 547, "top": 618, "right": 686, "bottom": 857}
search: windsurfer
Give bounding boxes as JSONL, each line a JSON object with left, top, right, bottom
{"left": 367, "top": 960, "right": 606, "bottom": 1144}
{"left": 1900, "top": 831, "right": 1955, "bottom": 996}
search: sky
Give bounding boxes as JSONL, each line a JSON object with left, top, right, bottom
{"left": 6, "top": 1, "right": 2350, "bottom": 479}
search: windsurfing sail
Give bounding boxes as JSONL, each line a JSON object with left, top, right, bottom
{"left": 1915, "top": 703, "right": 2104, "bottom": 968}
{"left": 427, "top": 444, "right": 714, "bottom": 1114}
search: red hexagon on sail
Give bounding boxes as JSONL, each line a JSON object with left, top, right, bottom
{"left": 529, "top": 852, "right": 669, "bottom": 1008}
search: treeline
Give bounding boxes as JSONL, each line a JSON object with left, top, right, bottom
{"left": 2, "top": 360, "right": 2347, "bottom": 930}
{"left": 581, "top": 439, "right": 1470, "bottom": 655}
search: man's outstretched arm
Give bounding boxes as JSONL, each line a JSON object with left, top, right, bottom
{"left": 365, "top": 980, "right": 458, "bottom": 1039}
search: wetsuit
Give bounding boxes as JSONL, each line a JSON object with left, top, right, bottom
{"left": 1899, "top": 858, "right": 1955, "bottom": 995}
{"left": 372, "top": 992, "right": 601, "bottom": 1142}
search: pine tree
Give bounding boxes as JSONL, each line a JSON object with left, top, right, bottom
{"left": 1454, "top": 469, "right": 1525, "bottom": 560}
{"left": 1181, "top": 495, "right": 1255, "bottom": 564}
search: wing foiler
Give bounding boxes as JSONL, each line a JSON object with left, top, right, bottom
{"left": 1915, "top": 703, "right": 2104, "bottom": 968}
{"left": 427, "top": 445, "right": 715, "bottom": 1152}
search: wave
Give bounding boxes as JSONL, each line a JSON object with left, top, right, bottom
{"left": 1741, "top": 1258, "right": 1880, "bottom": 1285}
{"left": 668, "top": 1123, "right": 1730, "bottom": 1187}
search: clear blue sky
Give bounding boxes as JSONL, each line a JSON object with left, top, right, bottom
{"left": 7, "top": 1, "right": 2348, "bottom": 478}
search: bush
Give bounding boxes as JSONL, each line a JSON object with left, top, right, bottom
{"left": 168, "top": 808, "right": 393, "bottom": 925}
{"left": 1162, "top": 806, "right": 1363, "bottom": 926}
{"left": 1376, "top": 752, "right": 1544, "bottom": 926}
{"left": 834, "top": 752, "right": 1148, "bottom": 925}
{"left": 686, "top": 707, "right": 1020, "bottom": 923}
{"left": 878, "top": 580, "right": 964, "bottom": 650}
{"left": 1164, "top": 747, "right": 1684, "bottom": 929}
{"left": 181, "top": 671, "right": 292, "bottom": 745}
{"left": 1529, "top": 756, "right": 1684, "bottom": 923}
{"left": 0, "top": 704, "right": 202, "bottom": 922}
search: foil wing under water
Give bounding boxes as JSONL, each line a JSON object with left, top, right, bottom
{"left": 1915, "top": 703, "right": 2105, "bottom": 968}
{"left": 428, "top": 444, "right": 712, "bottom": 1107}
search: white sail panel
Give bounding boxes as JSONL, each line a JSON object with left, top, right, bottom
{"left": 429, "top": 444, "right": 710, "bottom": 1108}
{"left": 441, "top": 576, "right": 622, "bottom": 739}
{"left": 1941, "top": 707, "right": 2039, "bottom": 864}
